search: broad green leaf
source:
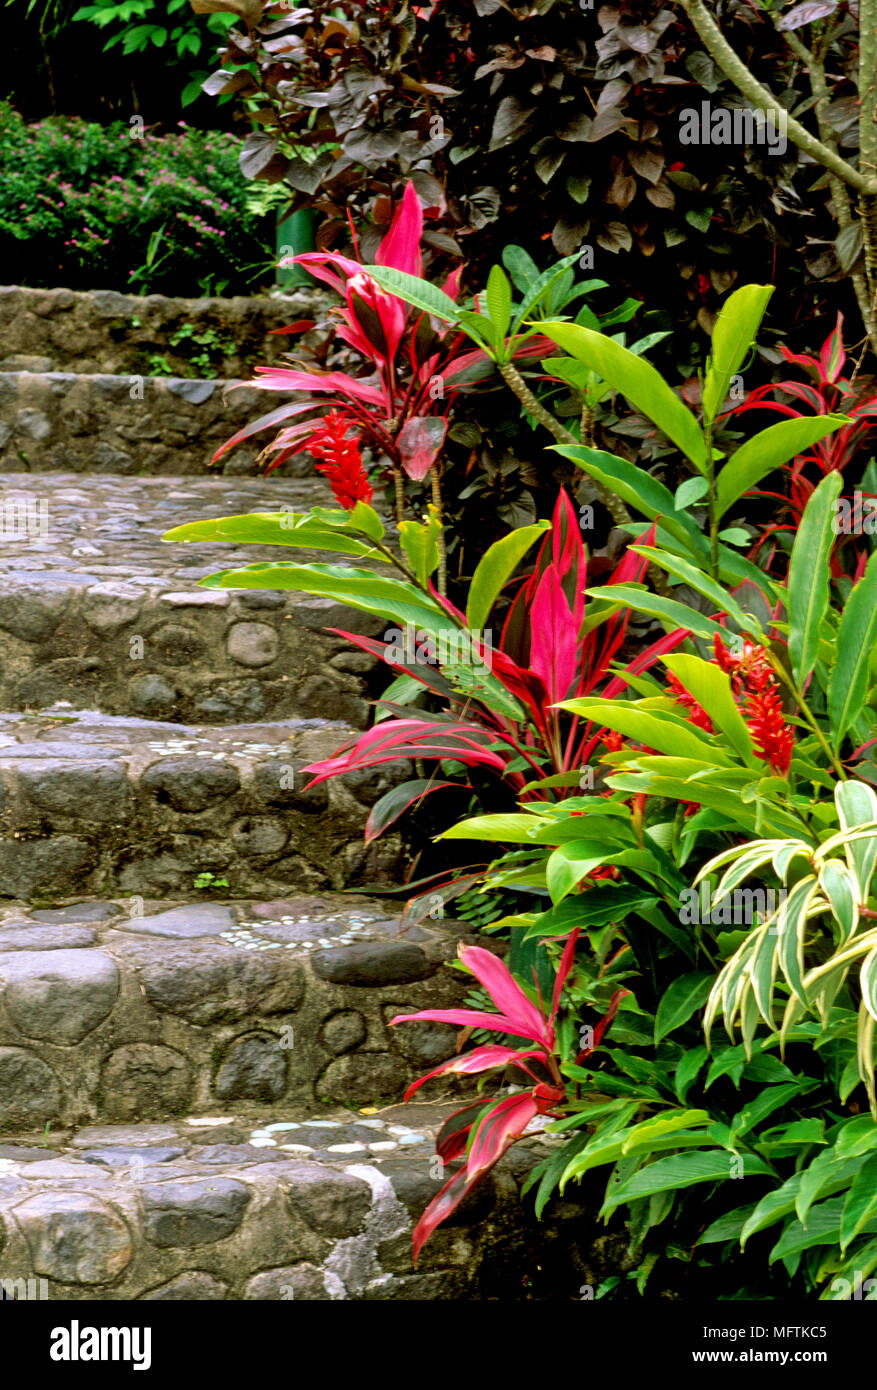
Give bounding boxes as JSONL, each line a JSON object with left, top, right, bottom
{"left": 702, "top": 284, "right": 773, "bottom": 425}
{"left": 716, "top": 417, "right": 848, "bottom": 518}
{"left": 632, "top": 547, "right": 760, "bottom": 636}
{"left": 539, "top": 322, "right": 708, "bottom": 470}
{"left": 363, "top": 264, "right": 464, "bottom": 328}
{"left": 511, "top": 253, "right": 581, "bottom": 332}
{"left": 546, "top": 841, "right": 610, "bottom": 903}
{"left": 770, "top": 1197, "right": 848, "bottom": 1262}
{"left": 730, "top": 1082, "right": 816, "bottom": 1140}
{"left": 621, "top": 1110, "right": 712, "bottom": 1152}
{"left": 661, "top": 654, "right": 757, "bottom": 764}
{"left": 561, "top": 698, "right": 735, "bottom": 765}
{"left": 348, "top": 500, "right": 385, "bottom": 540}
{"left": 604, "top": 1149, "right": 774, "bottom": 1213}
{"left": 583, "top": 584, "right": 729, "bottom": 642}
{"left": 841, "top": 1151, "right": 877, "bottom": 1250}
{"left": 440, "top": 813, "right": 545, "bottom": 842}
{"left": 466, "top": 522, "right": 550, "bottom": 630}
{"left": 675, "top": 1043, "right": 709, "bottom": 1102}
{"left": 829, "top": 550, "right": 877, "bottom": 744}
{"left": 485, "top": 264, "right": 512, "bottom": 338}
{"left": 164, "top": 511, "right": 379, "bottom": 557}
{"left": 199, "top": 561, "right": 445, "bottom": 633}
{"left": 654, "top": 973, "right": 714, "bottom": 1043}
{"left": 787, "top": 471, "right": 843, "bottom": 686}
{"left": 698, "top": 1203, "right": 759, "bottom": 1245}
{"left": 398, "top": 507, "right": 441, "bottom": 585}
{"left": 550, "top": 442, "right": 708, "bottom": 557}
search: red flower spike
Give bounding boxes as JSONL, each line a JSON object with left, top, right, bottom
{"left": 744, "top": 685, "right": 795, "bottom": 776}
{"left": 308, "top": 411, "right": 373, "bottom": 510}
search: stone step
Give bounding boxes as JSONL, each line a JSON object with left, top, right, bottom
{"left": 0, "top": 474, "right": 384, "bottom": 723}
{"left": 0, "top": 284, "right": 324, "bottom": 379}
{"left": 0, "top": 372, "right": 310, "bottom": 475}
{"left": 0, "top": 714, "right": 407, "bottom": 901}
{"left": 0, "top": 1105, "right": 590, "bottom": 1300}
{"left": 0, "top": 893, "right": 469, "bottom": 1131}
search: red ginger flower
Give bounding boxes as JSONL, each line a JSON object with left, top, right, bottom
{"left": 744, "top": 685, "right": 795, "bottom": 777}
{"left": 309, "top": 411, "right": 373, "bottom": 510}
{"left": 669, "top": 635, "right": 795, "bottom": 777}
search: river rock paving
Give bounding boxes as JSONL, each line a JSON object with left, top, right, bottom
{"left": 0, "top": 473, "right": 390, "bottom": 722}
{"left": 0, "top": 1101, "right": 588, "bottom": 1300}
{"left": 0, "top": 893, "right": 474, "bottom": 1127}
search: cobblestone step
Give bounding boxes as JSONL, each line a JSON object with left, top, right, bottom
{"left": 0, "top": 892, "right": 472, "bottom": 1130}
{"left": 0, "top": 1103, "right": 591, "bottom": 1300}
{"left": 0, "top": 284, "right": 324, "bottom": 380}
{"left": 0, "top": 474, "right": 385, "bottom": 722}
{"left": 0, "top": 372, "right": 312, "bottom": 475}
{"left": 0, "top": 712, "right": 407, "bottom": 901}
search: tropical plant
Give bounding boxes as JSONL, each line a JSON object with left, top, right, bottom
{"left": 389, "top": 932, "right": 627, "bottom": 1261}
{"left": 724, "top": 313, "right": 877, "bottom": 560}
{"left": 367, "top": 273, "right": 848, "bottom": 584}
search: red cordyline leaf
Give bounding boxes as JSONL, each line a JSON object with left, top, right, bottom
{"left": 303, "top": 719, "right": 508, "bottom": 784}
{"left": 529, "top": 564, "right": 579, "bottom": 703}
{"left": 401, "top": 1045, "right": 547, "bottom": 1101}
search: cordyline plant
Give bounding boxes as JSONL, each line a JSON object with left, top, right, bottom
{"left": 388, "top": 930, "right": 627, "bottom": 1260}
{"left": 165, "top": 486, "right": 686, "bottom": 916}
{"left": 210, "top": 180, "right": 567, "bottom": 590}
{"left": 724, "top": 312, "right": 877, "bottom": 565}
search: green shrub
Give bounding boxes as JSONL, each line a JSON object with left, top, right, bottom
{"left": 0, "top": 102, "right": 274, "bottom": 294}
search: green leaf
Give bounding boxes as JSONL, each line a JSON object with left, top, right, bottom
{"left": 730, "top": 1082, "right": 816, "bottom": 1140}
{"left": 559, "top": 697, "right": 735, "bottom": 765}
{"left": 398, "top": 508, "right": 441, "bottom": 586}
{"left": 485, "top": 264, "right": 512, "bottom": 338}
{"left": 163, "top": 511, "right": 379, "bottom": 557}
{"left": 581, "top": 585, "right": 731, "bottom": 643}
{"left": 661, "top": 654, "right": 757, "bottom": 764}
{"left": 631, "top": 547, "right": 760, "bottom": 637}
{"left": 466, "top": 522, "right": 550, "bottom": 631}
{"left": 675, "top": 1044, "right": 709, "bottom": 1102}
{"left": 675, "top": 476, "right": 709, "bottom": 509}
{"left": 702, "top": 284, "right": 773, "bottom": 425}
{"left": 200, "top": 561, "right": 445, "bottom": 633}
{"left": 828, "top": 549, "right": 877, "bottom": 745}
{"left": 549, "top": 442, "right": 708, "bottom": 557}
{"left": 511, "top": 253, "right": 581, "bottom": 332}
{"left": 604, "top": 1149, "right": 774, "bottom": 1213}
{"left": 836, "top": 780, "right": 877, "bottom": 902}
{"left": 621, "top": 1110, "right": 712, "bottom": 1153}
{"left": 787, "top": 471, "right": 844, "bottom": 686}
{"left": 654, "top": 974, "right": 714, "bottom": 1043}
{"left": 841, "top": 1152, "right": 877, "bottom": 1250}
{"left": 501, "top": 244, "right": 540, "bottom": 293}
{"left": 364, "top": 265, "right": 464, "bottom": 328}
{"left": 538, "top": 322, "right": 707, "bottom": 470}
{"left": 716, "top": 417, "right": 848, "bottom": 519}
{"left": 440, "top": 813, "right": 545, "bottom": 842}
{"left": 348, "top": 500, "right": 385, "bottom": 540}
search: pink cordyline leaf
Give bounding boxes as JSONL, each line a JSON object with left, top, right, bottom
{"left": 411, "top": 1166, "right": 476, "bottom": 1263}
{"left": 390, "top": 1004, "right": 549, "bottom": 1040}
{"left": 465, "top": 1091, "right": 542, "bottom": 1181}
{"left": 210, "top": 400, "right": 322, "bottom": 463}
{"left": 529, "top": 564, "right": 579, "bottom": 704}
{"left": 401, "top": 1045, "right": 547, "bottom": 1101}
{"left": 456, "top": 942, "right": 551, "bottom": 1045}
{"left": 397, "top": 415, "right": 448, "bottom": 480}
{"left": 820, "top": 313, "right": 846, "bottom": 384}
{"left": 376, "top": 181, "right": 424, "bottom": 278}
{"left": 249, "top": 367, "right": 386, "bottom": 407}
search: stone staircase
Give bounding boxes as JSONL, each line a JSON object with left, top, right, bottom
{"left": 0, "top": 288, "right": 599, "bottom": 1302}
